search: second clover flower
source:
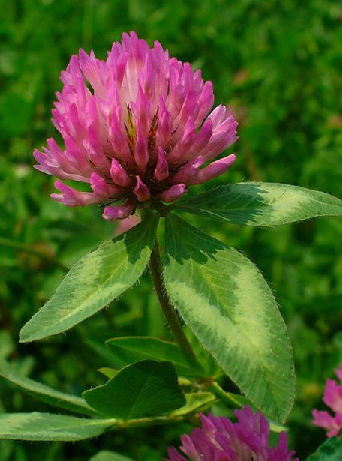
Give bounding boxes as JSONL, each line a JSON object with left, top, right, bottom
{"left": 34, "top": 31, "right": 238, "bottom": 221}
{"left": 167, "top": 406, "right": 298, "bottom": 461}
{"left": 312, "top": 363, "right": 342, "bottom": 437}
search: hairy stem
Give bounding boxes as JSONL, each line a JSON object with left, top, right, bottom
{"left": 209, "top": 382, "right": 244, "bottom": 408}
{"left": 149, "top": 239, "right": 195, "bottom": 358}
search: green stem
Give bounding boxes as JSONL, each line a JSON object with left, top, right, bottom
{"left": 148, "top": 239, "right": 195, "bottom": 358}
{"left": 209, "top": 382, "right": 244, "bottom": 408}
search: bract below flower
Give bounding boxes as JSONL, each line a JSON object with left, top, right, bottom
{"left": 312, "top": 364, "right": 342, "bottom": 437}
{"left": 114, "top": 215, "right": 141, "bottom": 236}
{"left": 34, "top": 32, "right": 238, "bottom": 220}
{"left": 167, "top": 406, "right": 298, "bottom": 461}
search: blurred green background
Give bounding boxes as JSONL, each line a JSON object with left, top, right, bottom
{"left": 1, "top": 0, "right": 342, "bottom": 459}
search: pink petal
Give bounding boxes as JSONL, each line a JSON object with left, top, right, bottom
{"left": 103, "top": 199, "right": 136, "bottom": 221}
{"left": 187, "top": 154, "right": 236, "bottom": 185}
{"left": 90, "top": 172, "right": 121, "bottom": 198}
{"left": 323, "top": 379, "right": 342, "bottom": 414}
{"left": 312, "top": 409, "right": 340, "bottom": 433}
{"left": 135, "top": 126, "right": 149, "bottom": 173}
{"left": 110, "top": 157, "right": 133, "bottom": 187}
{"left": 51, "top": 181, "right": 100, "bottom": 206}
{"left": 154, "top": 147, "right": 169, "bottom": 181}
{"left": 156, "top": 96, "right": 173, "bottom": 148}
{"left": 172, "top": 156, "right": 205, "bottom": 183}
{"left": 134, "top": 176, "right": 151, "bottom": 202}
{"left": 167, "top": 447, "right": 187, "bottom": 461}
{"left": 108, "top": 110, "right": 134, "bottom": 168}
{"left": 158, "top": 184, "right": 186, "bottom": 202}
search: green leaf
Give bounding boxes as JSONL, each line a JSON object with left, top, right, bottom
{"left": 106, "top": 337, "right": 204, "bottom": 378}
{"left": 172, "top": 392, "right": 216, "bottom": 416}
{"left": 163, "top": 215, "right": 295, "bottom": 423}
{"left": 20, "top": 216, "right": 159, "bottom": 342}
{"left": 176, "top": 182, "right": 342, "bottom": 226}
{"left": 0, "top": 413, "right": 113, "bottom": 441}
{"left": 306, "top": 437, "right": 342, "bottom": 461}
{"left": 85, "top": 338, "right": 127, "bottom": 370}
{"left": 98, "top": 368, "right": 117, "bottom": 379}
{"left": 90, "top": 451, "right": 134, "bottom": 461}
{"left": 83, "top": 360, "right": 186, "bottom": 420}
{"left": 0, "top": 360, "right": 96, "bottom": 415}
{"left": 183, "top": 327, "right": 223, "bottom": 378}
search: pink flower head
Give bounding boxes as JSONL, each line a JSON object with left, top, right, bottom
{"left": 34, "top": 32, "right": 238, "bottom": 220}
{"left": 312, "top": 364, "right": 342, "bottom": 437}
{"left": 167, "top": 406, "right": 298, "bottom": 461}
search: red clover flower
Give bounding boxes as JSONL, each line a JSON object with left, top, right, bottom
{"left": 167, "top": 406, "right": 298, "bottom": 461}
{"left": 312, "top": 363, "right": 342, "bottom": 437}
{"left": 34, "top": 32, "right": 238, "bottom": 221}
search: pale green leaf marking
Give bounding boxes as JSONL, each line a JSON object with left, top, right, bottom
{"left": 90, "top": 452, "right": 134, "bottom": 461}
{"left": 164, "top": 215, "right": 295, "bottom": 422}
{"left": 20, "top": 216, "right": 159, "bottom": 342}
{"left": 0, "top": 413, "right": 113, "bottom": 441}
{"left": 176, "top": 182, "right": 342, "bottom": 226}
{"left": 171, "top": 392, "right": 216, "bottom": 416}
